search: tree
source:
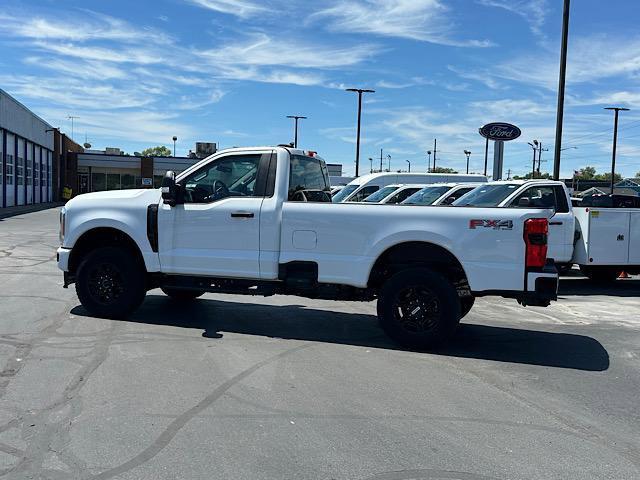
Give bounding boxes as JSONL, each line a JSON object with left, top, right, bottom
{"left": 575, "top": 166, "right": 596, "bottom": 180}
{"left": 513, "top": 172, "right": 552, "bottom": 180}
{"left": 635, "top": 171, "right": 640, "bottom": 178}
{"left": 594, "top": 172, "right": 622, "bottom": 182}
{"left": 431, "top": 167, "right": 458, "bottom": 173}
{"left": 141, "top": 145, "right": 172, "bottom": 157}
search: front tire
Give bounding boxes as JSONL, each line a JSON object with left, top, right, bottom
{"left": 377, "top": 268, "right": 460, "bottom": 349}
{"left": 75, "top": 246, "right": 146, "bottom": 318}
{"left": 161, "top": 287, "right": 205, "bottom": 301}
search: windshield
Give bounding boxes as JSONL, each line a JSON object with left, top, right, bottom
{"left": 402, "top": 186, "right": 451, "bottom": 205}
{"left": 452, "top": 184, "right": 520, "bottom": 207}
{"left": 332, "top": 184, "right": 359, "bottom": 202}
{"left": 362, "top": 186, "right": 400, "bottom": 202}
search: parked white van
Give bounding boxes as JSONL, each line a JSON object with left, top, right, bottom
{"left": 332, "top": 172, "right": 487, "bottom": 203}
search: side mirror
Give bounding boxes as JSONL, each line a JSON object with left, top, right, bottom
{"left": 517, "top": 197, "right": 531, "bottom": 207}
{"left": 161, "top": 171, "right": 179, "bottom": 206}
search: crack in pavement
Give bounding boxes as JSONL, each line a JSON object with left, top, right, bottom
{"left": 86, "top": 342, "right": 314, "bottom": 480}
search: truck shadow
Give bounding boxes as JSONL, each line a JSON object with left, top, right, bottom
{"left": 558, "top": 277, "right": 640, "bottom": 297}
{"left": 71, "top": 294, "right": 609, "bottom": 372}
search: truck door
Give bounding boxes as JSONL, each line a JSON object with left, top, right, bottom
{"left": 157, "top": 151, "right": 272, "bottom": 278}
{"left": 509, "top": 185, "right": 574, "bottom": 263}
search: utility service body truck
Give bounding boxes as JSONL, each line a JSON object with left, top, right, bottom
{"left": 454, "top": 179, "right": 640, "bottom": 281}
{"left": 57, "top": 147, "right": 558, "bottom": 348}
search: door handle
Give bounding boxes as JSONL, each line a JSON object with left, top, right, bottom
{"left": 230, "top": 211, "right": 254, "bottom": 218}
{"left": 549, "top": 221, "right": 563, "bottom": 225}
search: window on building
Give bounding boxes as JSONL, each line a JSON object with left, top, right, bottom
{"left": 26, "top": 158, "right": 32, "bottom": 186}
{"left": 107, "top": 173, "right": 121, "bottom": 190}
{"left": 6, "top": 154, "right": 14, "bottom": 185}
{"left": 17, "top": 156, "right": 24, "bottom": 185}
{"left": 91, "top": 172, "right": 106, "bottom": 191}
{"left": 122, "top": 174, "right": 136, "bottom": 189}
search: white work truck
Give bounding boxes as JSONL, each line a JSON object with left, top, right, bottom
{"left": 57, "top": 147, "right": 558, "bottom": 348}
{"left": 454, "top": 180, "right": 640, "bottom": 281}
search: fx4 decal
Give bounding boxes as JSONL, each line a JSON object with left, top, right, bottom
{"left": 469, "top": 219, "right": 514, "bottom": 230}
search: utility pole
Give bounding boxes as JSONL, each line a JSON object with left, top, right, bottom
{"left": 427, "top": 150, "right": 432, "bottom": 172}
{"left": 369, "top": 157, "right": 373, "bottom": 173}
{"left": 286, "top": 115, "right": 307, "bottom": 148}
{"left": 380, "top": 148, "right": 383, "bottom": 172}
{"left": 345, "top": 88, "right": 375, "bottom": 177}
{"left": 406, "top": 160, "right": 411, "bottom": 172}
{"left": 67, "top": 115, "right": 79, "bottom": 141}
{"left": 433, "top": 139, "right": 437, "bottom": 171}
{"left": 537, "top": 141, "right": 548, "bottom": 175}
{"left": 553, "top": 0, "right": 571, "bottom": 180}
{"left": 506, "top": 168, "right": 512, "bottom": 180}
{"left": 528, "top": 140, "right": 539, "bottom": 178}
{"left": 483, "top": 137, "right": 489, "bottom": 176}
{"left": 464, "top": 150, "right": 471, "bottom": 174}
{"left": 605, "top": 106, "right": 630, "bottom": 194}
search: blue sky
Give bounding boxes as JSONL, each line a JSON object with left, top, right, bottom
{"left": 1, "top": 0, "right": 640, "bottom": 178}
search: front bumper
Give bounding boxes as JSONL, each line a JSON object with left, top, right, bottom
{"left": 57, "top": 246, "right": 71, "bottom": 271}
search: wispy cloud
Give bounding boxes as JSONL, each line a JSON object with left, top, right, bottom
{"left": 309, "top": 0, "right": 492, "bottom": 47}
{"left": 477, "top": 0, "right": 549, "bottom": 36}
{"left": 184, "top": 0, "right": 269, "bottom": 18}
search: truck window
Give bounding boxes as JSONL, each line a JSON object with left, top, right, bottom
{"left": 349, "top": 185, "right": 379, "bottom": 202}
{"left": 386, "top": 187, "right": 421, "bottom": 204}
{"left": 182, "top": 154, "right": 261, "bottom": 203}
{"left": 511, "top": 185, "right": 568, "bottom": 212}
{"left": 362, "top": 186, "right": 399, "bottom": 203}
{"left": 452, "top": 184, "right": 519, "bottom": 207}
{"left": 402, "top": 185, "right": 451, "bottom": 205}
{"left": 288, "top": 155, "right": 331, "bottom": 202}
{"left": 332, "top": 184, "right": 358, "bottom": 202}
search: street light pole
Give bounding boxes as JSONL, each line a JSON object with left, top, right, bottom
{"left": 286, "top": 115, "right": 307, "bottom": 148}
{"left": 172, "top": 136, "right": 177, "bottom": 156}
{"left": 528, "top": 140, "right": 538, "bottom": 178}
{"left": 346, "top": 88, "right": 375, "bottom": 177}
{"left": 406, "top": 160, "right": 411, "bottom": 172}
{"left": 553, "top": 0, "right": 571, "bottom": 180}
{"left": 369, "top": 157, "right": 373, "bottom": 173}
{"left": 387, "top": 154, "right": 391, "bottom": 172}
{"left": 464, "top": 150, "right": 471, "bottom": 174}
{"left": 427, "top": 150, "right": 432, "bottom": 172}
{"left": 483, "top": 137, "right": 489, "bottom": 176}
{"left": 433, "top": 138, "right": 437, "bottom": 171}
{"left": 605, "top": 106, "right": 630, "bottom": 194}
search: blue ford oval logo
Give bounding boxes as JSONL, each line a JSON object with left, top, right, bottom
{"left": 479, "top": 122, "right": 521, "bottom": 141}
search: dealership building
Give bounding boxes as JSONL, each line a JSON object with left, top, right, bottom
{"left": 1, "top": 89, "right": 55, "bottom": 208}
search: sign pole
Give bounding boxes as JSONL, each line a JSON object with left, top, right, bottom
{"left": 492, "top": 141, "right": 504, "bottom": 181}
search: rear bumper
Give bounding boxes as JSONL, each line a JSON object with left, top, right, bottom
{"left": 472, "top": 263, "right": 558, "bottom": 307}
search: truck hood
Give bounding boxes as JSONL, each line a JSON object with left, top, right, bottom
{"left": 65, "top": 188, "right": 162, "bottom": 209}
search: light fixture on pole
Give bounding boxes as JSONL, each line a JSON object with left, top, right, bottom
{"left": 427, "top": 150, "right": 432, "bottom": 172}
{"left": 406, "top": 160, "right": 411, "bottom": 172}
{"left": 67, "top": 115, "right": 79, "bottom": 141}
{"left": 286, "top": 115, "right": 307, "bottom": 148}
{"left": 464, "top": 150, "right": 471, "bottom": 174}
{"left": 172, "top": 136, "right": 177, "bottom": 156}
{"left": 345, "top": 88, "right": 375, "bottom": 177}
{"left": 369, "top": 157, "right": 373, "bottom": 173}
{"left": 605, "top": 106, "right": 630, "bottom": 194}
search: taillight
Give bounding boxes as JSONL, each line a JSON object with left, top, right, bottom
{"left": 524, "top": 218, "right": 548, "bottom": 268}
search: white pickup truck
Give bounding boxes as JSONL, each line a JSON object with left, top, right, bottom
{"left": 57, "top": 147, "right": 558, "bottom": 348}
{"left": 453, "top": 180, "right": 640, "bottom": 281}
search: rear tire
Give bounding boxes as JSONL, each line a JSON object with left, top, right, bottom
{"left": 75, "top": 246, "right": 146, "bottom": 318}
{"left": 580, "top": 266, "right": 620, "bottom": 283}
{"left": 377, "top": 268, "right": 460, "bottom": 349}
{"left": 161, "top": 287, "right": 205, "bottom": 301}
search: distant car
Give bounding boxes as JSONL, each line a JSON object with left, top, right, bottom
{"left": 579, "top": 194, "right": 640, "bottom": 208}
{"left": 332, "top": 171, "right": 488, "bottom": 203}
{"left": 330, "top": 185, "right": 345, "bottom": 197}
{"left": 402, "top": 183, "right": 482, "bottom": 206}
{"left": 362, "top": 184, "right": 426, "bottom": 204}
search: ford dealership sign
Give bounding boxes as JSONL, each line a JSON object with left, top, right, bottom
{"left": 479, "top": 123, "right": 521, "bottom": 141}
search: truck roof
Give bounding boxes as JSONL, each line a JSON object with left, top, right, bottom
{"left": 487, "top": 179, "right": 566, "bottom": 186}
{"left": 343, "top": 172, "right": 488, "bottom": 186}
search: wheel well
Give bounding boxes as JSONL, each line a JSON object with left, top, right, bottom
{"left": 368, "top": 241, "right": 469, "bottom": 291}
{"left": 68, "top": 227, "right": 145, "bottom": 274}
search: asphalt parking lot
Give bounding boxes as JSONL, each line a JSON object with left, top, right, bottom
{"left": 0, "top": 208, "right": 639, "bottom": 480}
